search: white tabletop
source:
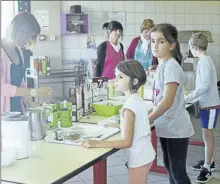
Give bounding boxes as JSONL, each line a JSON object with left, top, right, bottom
{"left": 1, "top": 126, "right": 121, "bottom": 184}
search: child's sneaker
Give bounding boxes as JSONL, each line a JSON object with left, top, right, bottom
{"left": 196, "top": 168, "right": 212, "bottom": 183}
{"left": 191, "top": 160, "right": 216, "bottom": 172}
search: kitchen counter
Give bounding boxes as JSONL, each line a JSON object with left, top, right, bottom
{"left": 1, "top": 125, "right": 121, "bottom": 184}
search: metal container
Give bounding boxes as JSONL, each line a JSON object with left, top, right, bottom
{"left": 27, "top": 107, "right": 46, "bottom": 141}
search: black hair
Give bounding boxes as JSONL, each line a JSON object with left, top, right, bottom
{"left": 103, "top": 21, "right": 123, "bottom": 37}
{"left": 7, "top": 11, "right": 41, "bottom": 47}
{"left": 116, "top": 60, "right": 146, "bottom": 92}
{"left": 150, "top": 23, "right": 183, "bottom": 65}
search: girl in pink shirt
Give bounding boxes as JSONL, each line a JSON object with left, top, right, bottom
{"left": 1, "top": 11, "right": 52, "bottom": 114}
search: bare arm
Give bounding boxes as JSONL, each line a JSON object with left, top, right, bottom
{"left": 149, "top": 82, "right": 178, "bottom": 123}
{"left": 82, "top": 109, "right": 135, "bottom": 149}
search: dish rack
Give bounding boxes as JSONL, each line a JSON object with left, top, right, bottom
{"left": 25, "top": 63, "right": 87, "bottom": 103}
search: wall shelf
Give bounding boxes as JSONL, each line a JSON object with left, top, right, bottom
{"left": 61, "top": 13, "right": 88, "bottom": 35}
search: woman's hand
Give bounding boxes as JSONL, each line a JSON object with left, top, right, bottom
{"left": 36, "top": 87, "right": 53, "bottom": 96}
{"left": 81, "top": 140, "right": 99, "bottom": 148}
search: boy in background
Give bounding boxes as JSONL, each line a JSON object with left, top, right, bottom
{"left": 185, "top": 32, "right": 220, "bottom": 183}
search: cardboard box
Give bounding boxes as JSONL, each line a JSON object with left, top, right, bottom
{"left": 82, "top": 83, "right": 93, "bottom": 115}
{"left": 71, "top": 107, "right": 83, "bottom": 122}
{"left": 69, "top": 85, "right": 83, "bottom": 111}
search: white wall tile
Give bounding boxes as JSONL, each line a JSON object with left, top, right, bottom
{"left": 90, "top": 1, "right": 102, "bottom": 11}
{"left": 184, "top": 3, "right": 194, "bottom": 14}
{"left": 202, "top": 14, "right": 212, "bottom": 25}
{"left": 165, "top": 14, "right": 175, "bottom": 25}
{"left": 146, "top": 13, "right": 156, "bottom": 22}
{"left": 211, "top": 25, "right": 220, "bottom": 35}
{"left": 91, "top": 12, "right": 102, "bottom": 24}
{"left": 124, "top": 25, "right": 136, "bottom": 36}
{"left": 80, "top": 1, "right": 91, "bottom": 12}
{"left": 175, "top": 14, "right": 185, "bottom": 25}
{"left": 155, "top": 13, "right": 166, "bottom": 23}
{"left": 176, "top": 25, "right": 185, "bottom": 31}
{"left": 209, "top": 3, "right": 220, "bottom": 14}
{"left": 184, "top": 14, "right": 194, "bottom": 25}
{"left": 62, "top": 49, "right": 70, "bottom": 60}
{"left": 193, "top": 3, "right": 203, "bottom": 14}
{"left": 193, "top": 25, "right": 203, "bottom": 30}
{"left": 124, "top": 1, "right": 135, "bottom": 13}
{"left": 134, "top": 1, "right": 145, "bottom": 13}
{"left": 102, "top": 1, "right": 114, "bottom": 11}
{"left": 145, "top": 1, "right": 155, "bottom": 13}
{"left": 134, "top": 13, "right": 146, "bottom": 26}
{"left": 135, "top": 26, "right": 141, "bottom": 35}
{"left": 113, "top": 1, "right": 125, "bottom": 11}
{"left": 165, "top": 2, "right": 175, "bottom": 14}
{"left": 91, "top": 23, "right": 103, "bottom": 35}
{"left": 202, "top": 3, "right": 212, "bottom": 14}
{"left": 60, "top": 1, "right": 68, "bottom": 12}
{"left": 69, "top": 49, "right": 81, "bottom": 59}
{"left": 155, "top": 1, "right": 166, "bottom": 14}
{"left": 202, "top": 25, "right": 212, "bottom": 31}
{"left": 126, "top": 13, "right": 135, "bottom": 24}
{"left": 175, "top": 2, "right": 185, "bottom": 14}
{"left": 184, "top": 24, "right": 194, "bottom": 30}
{"left": 61, "top": 35, "right": 69, "bottom": 49}
{"left": 211, "top": 15, "right": 220, "bottom": 25}
{"left": 193, "top": 14, "right": 203, "bottom": 25}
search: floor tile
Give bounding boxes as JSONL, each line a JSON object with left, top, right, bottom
{"left": 148, "top": 172, "right": 168, "bottom": 182}
{"left": 108, "top": 165, "right": 128, "bottom": 176}
{"left": 64, "top": 176, "right": 82, "bottom": 183}
{"left": 112, "top": 174, "right": 152, "bottom": 184}
{"left": 187, "top": 153, "right": 204, "bottom": 166}
{"left": 153, "top": 180, "right": 169, "bottom": 184}
{"left": 107, "top": 156, "right": 125, "bottom": 167}
{"left": 83, "top": 176, "right": 119, "bottom": 184}
{"left": 78, "top": 167, "right": 93, "bottom": 181}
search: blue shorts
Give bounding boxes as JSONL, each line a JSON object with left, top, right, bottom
{"left": 200, "top": 109, "right": 219, "bottom": 129}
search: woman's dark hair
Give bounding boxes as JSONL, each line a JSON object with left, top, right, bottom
{"left": 103, "top": 21, "right": 123, "bottom": 37}
{"left": 116, "top": 60, "right": 146, "bottom": 91}
{"left": 7, "top": 11, "right": 41, "bottom": 47}
{"left": 150, "top": 23, "right": 183, "bottom": 65}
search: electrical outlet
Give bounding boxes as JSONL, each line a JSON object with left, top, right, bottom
{"left": 50, "top": 35, "right": 56, "bottom": 41}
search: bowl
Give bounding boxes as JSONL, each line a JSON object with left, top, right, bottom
{"left": 92, "top": 100, "right": 123, "bottom": 117}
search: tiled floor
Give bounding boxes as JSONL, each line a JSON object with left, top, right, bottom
{"left": 65, "top": 107, "right": 220, "bottom": 184}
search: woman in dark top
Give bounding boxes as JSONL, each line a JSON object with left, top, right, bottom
{"left": 126, "top": 19, "right": 158, "bottom": 70}
{"left": 96, "top": 21, "right": 124, "bottom": 79}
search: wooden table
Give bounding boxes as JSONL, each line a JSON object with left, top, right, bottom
{"left": 1, "top": 127, "right": 121, "bottom": 184}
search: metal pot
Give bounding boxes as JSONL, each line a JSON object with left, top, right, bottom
{"left": 27, "top": 107, "right": 46, "bottom": 141}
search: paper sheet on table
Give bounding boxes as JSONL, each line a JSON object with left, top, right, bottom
{"left": 45, "top": 124, "right": 120, "bottom": 146}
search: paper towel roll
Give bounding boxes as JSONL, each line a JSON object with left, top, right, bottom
{"left": 2, "top": 120, "right": 30, "bottom": 159}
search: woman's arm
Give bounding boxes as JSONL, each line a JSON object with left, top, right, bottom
{"left": 81, "top": 109, "right": 135, "bottom": 148}
{"left": 126, "top": 37, "right": 139, "bottom": 60}
{"left": 96, "top": 42, "right": 106, "bottom": 77}
{"left": 149, "top": 82, "right": 178, "bottom": 123}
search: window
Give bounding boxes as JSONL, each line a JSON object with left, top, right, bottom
{"left": 1, "top": 1, "right": 17, "bottom": 38}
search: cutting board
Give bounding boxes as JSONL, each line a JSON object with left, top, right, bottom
{"left": 45, "top": 124, "right": 120, "bottom": 146}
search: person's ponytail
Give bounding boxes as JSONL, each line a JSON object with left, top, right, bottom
{"left": 172, "top": 40, "right": 183, "bottom": 66}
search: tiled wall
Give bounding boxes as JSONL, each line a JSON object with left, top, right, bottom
{"left": 61, "top": 1, "right": 220, "bottom": 79}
